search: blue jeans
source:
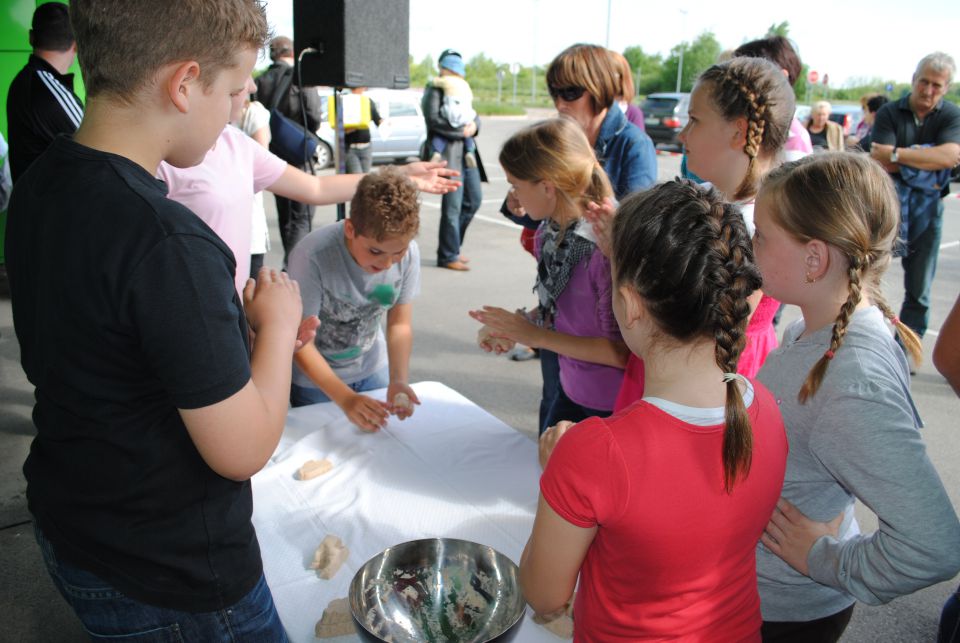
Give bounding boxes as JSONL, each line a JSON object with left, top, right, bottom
{"left": 538, "top": 349, "right": 560, "bottom": 435}
{"left": 437, "top": 165, "right": 482, "bottom": 265}
{"left": 940, "top": 585, "right": 960, "bottom": 643}
{"left": 290, "top": 366, "right": 390, "bottom": 407}
{"left": 900, "top": 198, "right": 943, "bottom": 339}
{"left": 34, "top": 525, "right": 288, "bottom": 642}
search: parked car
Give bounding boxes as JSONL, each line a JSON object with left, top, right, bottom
{"left": 828, "top": 104, "right": 863, "bottom": 136}
{"left": 640, "top": 92, "right": 690, "bottom": 149}
{"left": 314, "top": 89, "right": 427, "bottom": 168}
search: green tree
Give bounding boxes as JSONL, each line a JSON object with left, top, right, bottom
{"left": 623, "top": 45, "right": 664, "bottom": 96}
{"left": 409, "top": 54, "right": 435, "bottom": 88}
{"left": 766, "top": 21, "right": 790, "bottom": 38}
{"left": 660, "top": 31, "right": 721, "bottom": 93}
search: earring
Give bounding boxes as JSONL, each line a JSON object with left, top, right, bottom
{"left": 805, "top": 273, "right": 817, "bottom": 284}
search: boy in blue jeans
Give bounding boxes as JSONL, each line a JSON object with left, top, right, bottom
{"left": 4, "top": 1, "right": 308, "bottom": 638}
{"left": 289, "top": 167, "right": 422, "bottom": 431}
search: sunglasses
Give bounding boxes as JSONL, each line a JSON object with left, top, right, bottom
{"left": 549, "top": 86, "right": 587, "bottom": 102}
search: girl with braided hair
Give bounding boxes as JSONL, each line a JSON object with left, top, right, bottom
{"left": 522, "top": 179, "right": 788, "bottom": 641}
{"left": 470, "top": 118, "right": 629, "bottom": 428}
{"left": 608, "top": 56, "right": 796, "bottom": 413}
{"left": 753, "top": 153, "right": 960, "bottom": 641}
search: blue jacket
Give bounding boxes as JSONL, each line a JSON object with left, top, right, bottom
{"left": 501, "top": 106, "right": 658, "bottom": 229}
{"left": 894, "top": 156, "right": 950, "bottom": 255}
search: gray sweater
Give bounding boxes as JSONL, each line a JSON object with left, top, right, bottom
{"left": 756, "top": 306, "right": 960, "bottom": 621}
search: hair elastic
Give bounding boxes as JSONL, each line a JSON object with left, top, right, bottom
{"left": 891, "top": 316, "right": 901, "bottom": 325}
{"left": 824, "top": 350, "right": 835, "bottom": 360}
{"left": 721, "top": 372, "right": 747, "bottom": 384}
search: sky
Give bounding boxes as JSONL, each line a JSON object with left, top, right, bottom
{"left": 263, "top": 0, "right": 960, "bottom": 88}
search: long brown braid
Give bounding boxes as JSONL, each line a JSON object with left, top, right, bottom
{"left": 697, "top": 58, "right": 794, "bottom": 202}
{"left": 612, "top": 180, "right": 762, "bottom": 492}
{"left": 760, "top": 153, "right": 919, "bottom": 403}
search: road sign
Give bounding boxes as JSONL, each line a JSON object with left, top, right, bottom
{"left": 808, "top": 70, "right": 819, "bottom": 84}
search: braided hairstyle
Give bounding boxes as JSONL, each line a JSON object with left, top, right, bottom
{"left": 696, "top": 57, "right": 795, "bottom": 202}
{"left": 760, "top": 153, "right": 922, "bottom": 403}
{"left": 612, "top": 179, "right": 762, "bottom": 492}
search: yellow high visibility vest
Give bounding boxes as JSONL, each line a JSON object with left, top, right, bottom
{"left": 328, "top": 94, "right": 372, "bottom": 130}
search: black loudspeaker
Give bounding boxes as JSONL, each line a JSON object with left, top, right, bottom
{"left": 293, "top": 0, "right": 410, "bottom": 88}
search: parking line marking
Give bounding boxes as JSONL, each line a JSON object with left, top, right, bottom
{"left": 941, "top": 241, "right": 959, "bottom": 251}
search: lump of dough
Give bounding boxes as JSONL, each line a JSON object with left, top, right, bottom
{"left": 315, "top": 597, "right": 355, "bottom": 638}
{"left": 392, "top": 392, "right": 413, "bottom": 413}
{"left": 310, "top": 534, "right": 349, "bottom": 579}
{"left": 533, "top": 595, "right": 574, "bottom": 639}
{"left": 477, "top": 325, "right": 515, "bottom": 354}
{"left": 298, "top": 459, "right": 333, "bottom": 481}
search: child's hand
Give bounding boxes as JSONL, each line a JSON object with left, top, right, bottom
{"left": 243, "top": 268, "right": 302, "bottom": 334}
{"left": 386, "top": 383, "right": 420, "bottom": 420}
{"left": 403, "top": 161, "right": 461, "bottom": 195}
{"left": 295, "top": 316, "right": 321, "bottom": 351}
{"left": 760, "top": 497, "right": 844, "bottom": 576}
{"left": 583, "top": 197, "right": 616, "bottom": 258}
{"left": 505, "top": 187, "right": 526, "bottom": 218}
{"left": 468, "top": 306, "right": 541, "bottom": 348}
{"left": 539, "top": 421, "right": 576, "bottom": 470}
{"left": 341, "top": 392, "right": 390, "bottom": 432}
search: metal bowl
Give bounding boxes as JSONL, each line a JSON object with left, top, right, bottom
{"left": 349, "top": 538, "right": 526, "bottom": 643}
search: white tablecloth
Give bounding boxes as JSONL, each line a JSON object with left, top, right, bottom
{"left": 252, "top": 381, "right": 558, "bottom": 642}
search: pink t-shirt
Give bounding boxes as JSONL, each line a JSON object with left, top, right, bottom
{"left": 785, "top": 116, "right": 813, "bottom": 158}
{"left": 158, "top": 126, "right": 287, "bottom": 295}
{"left": 542, "top": 383, "right": 788, "bottom": 642}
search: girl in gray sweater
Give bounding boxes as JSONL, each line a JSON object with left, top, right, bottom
{"left": 752, "top": 152, "right": 960, "bottom": 642}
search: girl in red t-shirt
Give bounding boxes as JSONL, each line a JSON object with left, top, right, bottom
{"left": 521, "top": 180, "right": 788, "bottom": 641}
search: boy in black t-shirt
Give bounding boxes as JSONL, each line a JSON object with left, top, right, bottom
{"left": 4, "top": 1, "right": 308, "bottom": 637}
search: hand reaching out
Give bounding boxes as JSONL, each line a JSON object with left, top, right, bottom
{"left": 539, "top": 421, "right": 576, "bottom": 470}
{"left": 387, "top": 382, "right": 420, "bottom": 420}
{"left": 468, "top": 306, "right": 541, "bottom": 348}
{"left": 403, "top": 161, "right": 461, "bottom": 194}
{"left": 583, "top": 197, "right": 616, "bottom": 258}
{"left": 341, "top": 392, "right": 390, "bottom": 432}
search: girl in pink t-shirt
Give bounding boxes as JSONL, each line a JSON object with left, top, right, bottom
{"left": 612, "top": 57, "right": 798, "bottom": 411}
{"left": 523, "top": 180, "right": 788, "bottom": 641}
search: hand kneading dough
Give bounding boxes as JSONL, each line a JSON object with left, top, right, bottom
{"left": 477, "top": 325, "right": 515, "bottom": 353}
{"left": 310, "top": 534, "right": 349, "bottom": 579}
{"left": 298, "top": 459, "right": 333, "bottom": 481}
{"left": 533, "top": 596, "right": 574, "bottom": 638}
{"left": 315, "top": 597, "right": 354, "bottom": 638}
{"left": 393, "top": 392, "right": 413, "bottom": 412}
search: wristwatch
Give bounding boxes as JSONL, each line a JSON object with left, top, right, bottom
{"left": 890, "top": 148, "right": 899, "bottom": 163}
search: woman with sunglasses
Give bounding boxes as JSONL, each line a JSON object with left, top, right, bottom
{"left": 501, "top": 43, "right": 657, "bottom": 434}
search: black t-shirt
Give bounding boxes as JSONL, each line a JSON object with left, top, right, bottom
{"left": 872, "top": 95, "right": 960, "bottom": 198}
{"left": 5, "top": 136, "right": 258, "bottom": 611}
{"left": 808, "top": 126, "right": 828, "bottom": 150}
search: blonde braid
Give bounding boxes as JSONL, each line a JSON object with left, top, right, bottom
{"left": 732, "top": 80, "right": 768, "bottom": 202}
{"left": 872, "top": 293, "right": 923, "bottom": 367}
{"left": 799, "top": 258, "right": 864, "bottom": 402}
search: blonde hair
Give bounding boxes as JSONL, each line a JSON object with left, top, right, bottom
{"left": 70, "top": 0, "right": 269, "bottom": 101}
{"left": 696, "top": 57, "right": 795, "bottom": 201}
{"left": 613, "top": 180, "right": 762, "bottom": 492}
{"left": 499, "top": 117, "right": 613, "bottom": 225}
{"left": 546, "top": 44, "right": 620, "bottom": 114}
{"left": 760, "top": 153, "right": 922, "bottom": 402}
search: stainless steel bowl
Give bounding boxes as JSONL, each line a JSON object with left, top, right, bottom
{"left": 349, "top": 538, "right": 526, "bottom": 643}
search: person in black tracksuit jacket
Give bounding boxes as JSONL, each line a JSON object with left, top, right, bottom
{"left": 6, "top": 2, "right": 84, "bottom": 183}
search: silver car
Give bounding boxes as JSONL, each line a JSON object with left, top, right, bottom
{"left": 315, "top": 89, "right": 427, "bottom": 168}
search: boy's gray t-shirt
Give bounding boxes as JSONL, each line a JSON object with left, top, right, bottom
{"left": 287, "top": 221, "right": 420, "bottom": 387}
{"left": 756, "top": 306, "right": 960, "bottom": 621}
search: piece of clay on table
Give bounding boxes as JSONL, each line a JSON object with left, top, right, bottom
{"left": 309, "top": 534, "right": 349, "bottom": 579}
{"left": 298, "top": 459, "right": 333, "bottom": 481}
{"left": 532, "top": 595, "right": 575, "bottom": 638}
{"left": 315, "top": 596, "right": 354, "bottom": 638}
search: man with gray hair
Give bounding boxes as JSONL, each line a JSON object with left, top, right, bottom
{"left": 871, "top": 52, "right": 960, "bottom": 343}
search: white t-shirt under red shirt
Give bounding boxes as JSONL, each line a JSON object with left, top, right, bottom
{"left": 541, "top": 380, "right": 788, "bottom": 642}
{"left": 158, "top": 125, "right": 287, "bottom": 295}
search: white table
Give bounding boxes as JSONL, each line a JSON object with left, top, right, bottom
{"left": 252, "top": 381, "right": 558, "bottom": 642}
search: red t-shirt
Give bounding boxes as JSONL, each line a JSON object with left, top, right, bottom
{"left": 541, "top": 382, "right": 788, "bottom": 642}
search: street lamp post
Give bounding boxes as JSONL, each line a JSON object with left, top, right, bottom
{"left": 675, "top": 8, "right": 688, "bottom": 93}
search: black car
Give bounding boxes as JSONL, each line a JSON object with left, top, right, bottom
{"left": 641, "top": 92, "right": 690, "bottom": 148}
